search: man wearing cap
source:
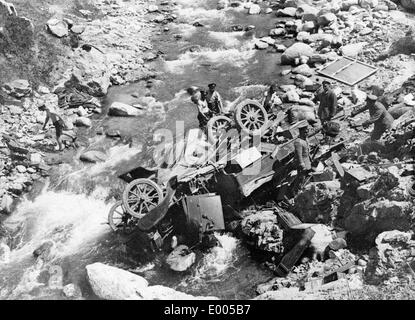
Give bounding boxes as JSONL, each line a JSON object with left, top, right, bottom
{"left": 206, "top": 83, "right": 224, "bottom": 115}
{"left": 314, "top": 80, "right": 337, "bottom": 124}
{"left": 352, "top": 94, "right": 394, "bottom": 141}
{"left": 293, "top": 122, "right": 312, "bottom": 188}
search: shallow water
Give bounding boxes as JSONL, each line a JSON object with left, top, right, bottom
{"left": 0, "top": 0, "right": 289, "bottom": 300}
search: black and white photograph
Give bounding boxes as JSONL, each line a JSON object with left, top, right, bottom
{"left": 0, "top": 0, "right": 415, "bottom": 307}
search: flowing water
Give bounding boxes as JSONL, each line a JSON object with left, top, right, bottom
{"left": 0, "top": 0, "right": 291, "bottom": 299}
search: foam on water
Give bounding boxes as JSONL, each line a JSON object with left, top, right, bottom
{"left": 176, "top": 8, "right": 228, "bottom": 24}
{"left": 4, "top": 187, "right": 113, "bottom": 261}
{"left": 164, "top": 48, "right": 256, "bottom": 74}
{"left": 208, "top": 31, "right": 245, "bottom": 47}
{"left": 191, "top": 233, "right": 239, "bottom": 281}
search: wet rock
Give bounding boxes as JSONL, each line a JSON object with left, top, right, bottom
{"left": 302, "top": 21, "right": 316, "bottom": 32}
{"left": 46, "top": 18, "right": 68, "bottom": 38}
{"left": 281, "top": 43, "right": 314, "bottom": 65}
{"left": 255, "top": 40, "right": 269, "bottom": 50}
{"left": 292, "top": 64, "right": 313, "bottom": 77}
{"left": 109, "top": 102, "right": 144, "bottom": 117}
{"left": 48, "top": 265, "right": 63, "bottom": 290}
{"left": 70, "top": 24, "right": 85, "bottom": 34}
{"left": 63, "top": 283, "right": 82, "bottom": 299}
{"left": 3, "top": 79, "right": 31, "bottom": 98}
{"left": 269, "top": 28, "right": 286, "bottom": 36}
{"left": 74, "top": 117, "right": 91, "bottom": 127}
{"left": 148, "top": 5, "right": 158, "bottom": 12}
{"left": 0, "top": 242, "right": 10, "bottom": 263}
{"left": 0, "top": 193, "right": 13, "bottom": 214}
{"left": 248, "top": 4, "right": 261, "bottom": 15}
{"left": 283, "top": 89, "right": 300, "bottom": 103}
{"left": 165, "top": 245, "right": 196, "bottom": 272}
{"left": 277, "top": 7, "right": 297, "bottom": 17}
{"left": 80, "top": 150, "right": 108, "bottom": 163}
{"left": 86, "top": 263, "right": 217, "bottom": 300}
{"left": 33, "top": 241, "right": 55, "bottom": 261}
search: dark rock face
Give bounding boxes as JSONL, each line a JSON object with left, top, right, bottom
{"left": 0, "top": 0, "right": 34, "bottom": 50}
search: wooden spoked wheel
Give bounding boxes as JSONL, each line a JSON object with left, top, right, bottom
{"left": 234, "top": 99, "right": 269, "bottom": 136}
{"left": 207, "top": 115, "right": 232, "bottom": 143}
{"left": 122, "top": 178, "right": 164, "bottom": 219}
{"left": 108, "top": 201, "right": 138, "bottom": 234}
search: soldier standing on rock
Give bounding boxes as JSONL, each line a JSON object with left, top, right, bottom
{"left": 314, "top": 80, "right": 337, "bottom": 125}
{"left": 293, "top": 121, "right": 312, "bottom": 190}
{"left": 206, "top": 83, "right": 224, "bottom": 115}
{"left": 351, "top": 94, "right": 394, "bottom": 141}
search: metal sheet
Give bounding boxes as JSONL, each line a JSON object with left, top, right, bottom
{"left": 198, "top": 195, "right": 225, "bottom": 232}
{"left": 318, "top": 57, "right": 378, "bottom": 86}
{"left": 233, "top": 147, "right": 262, "bottom": 169}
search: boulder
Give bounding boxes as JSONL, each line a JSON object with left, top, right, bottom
{"left": 70, "top": 46, "right": 111, "bottom": 97}
{"left": 109, "top": 102, "right": 144, "bottom": 117}
{"left": 80, "top": 150, "right": 108, "bottom": 163}
{"left": 340, "top": 42, "right": 368, "bottom": 57}
{"left": 254, "top": 40, "right": 269, "bottom": 50}
{"left": 296, "top": 4, "right": 318, "bottom": 19}
{"left": 74, "top": 116, "right": 91, "bottom": 127}
{"left": 87, "top": 263, "right": 149, "bottom": 300}
{"left": 283, "top": 89, "right": 301, "bottom": 103}
{"left": 148, "top": 5, "right": 159, "bottom": 12}
{"left": 358, "top": 0, "right": 379, "bottom": 9}
{"left": 70, "top": 24, "right": 85, "bottom": 34}
{"left": 165, "top": 245, "right": 196, "bottom": 272}
{"left": 248, "top": 4, "right": 261, "bottom": 14}
{"left": 63, "top": 283, "right": 83, "bottom": 299}
{"left": 0, "top": 242, "right": 10, "bottom": 263}
{"left": 292, "top": 64, "right": 313, "bottom": 77}
{"left": 270, "top": 28, "right": 286, "bottom": 36}
{"left": 345, "top": 200, "right": 412, "bottom": 236}
{"left": 277, "top": 7, "right": 297, "bottom": 17}
{"left": 46, "top": 18, "right": 68, "bottom": 38}
{"left": 0, "top": 193, "right": 13, "bottom": 214}
{"left": 3, "top": 79, "right": 31, "bottom": 98}
{"left": 86, "top": 263, "right": 218, "bottom": 300}
{"left": 302, "top": 21, "right": 316, "bottom": 32}
{"left": 281, "top": 43, "right": 314, "bottom": 65}
{"left": 317, "top": 12, "right": 337, "bottom": 26}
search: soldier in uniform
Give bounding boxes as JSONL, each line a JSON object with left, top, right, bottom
{"left": 352, "top": 94, "right": 394, "bottom": 141}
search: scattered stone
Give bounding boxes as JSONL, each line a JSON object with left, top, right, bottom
{"left": 46, "top": 18, "right": 68, "bottom": 38}
{"left": 281, "top": 43, "right": 314, "bottom": 65}
{"left": 74, "top": 117, "right": 92, "bottom": 127}
{"left": 109, "top": 102, "right": 144, "bottom": 117}
{"left": 248, "top": 4, "right": 261, "bottom": 15}
{"left": 3, "top": 79, "right": 31, "bottom": 98}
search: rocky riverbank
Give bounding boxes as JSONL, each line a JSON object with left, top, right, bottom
{"left": 1, "top": 0, "right": 415, "bottom": 300}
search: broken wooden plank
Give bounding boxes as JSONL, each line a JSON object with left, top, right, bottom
{"left": 276, "top": 210, "right": 302, "bottom": 229}
{"left": 331, "top": 152, "right": 345, "bottom": 178}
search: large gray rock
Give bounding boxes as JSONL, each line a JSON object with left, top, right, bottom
{"left": 74, "top": 116, "right": 92, "bottom": 127}
{"left": 70, "top": 47, "right": 111, "bottom": 97}
{"left": 0, "top": 0, "right": 34, "bottom": 49}
{"left": 109, "top": 102, "right": 144, "bottom": 117}
{"left": 3, "top": 79, "right": 31, "bottom": 98}
{"left": 86, "top": 263, "right": 218, "bottom": 300}
{"left": 248, "top": 4, "right": 261, "bottom": 14}
{"left": 80, "top": 150, "right": 108, "bottom": 163}
{"left": 344, "top": 200, "right": 413, "bottom": 236}
{"left": 47, "top": 18, "right": 68, "bottom": 38}
{"left": 340, "top": 42, "right": 368, "bottom": 57}
{"left": 281, "top": 43, "right": 314, "bottom": 65}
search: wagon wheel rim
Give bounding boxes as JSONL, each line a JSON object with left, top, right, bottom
{"left": 122, "top": 179, "right": 164, "bottom": 219}
{"left": 240, "top": 104, "right": 266, "bottom": 131}
{"left": 108, "top": 201, "right": 135, "bottom": 233}
{"left": 235, "top": 99, "right": 269, "bottom": 135}
{"left": 207, "top": 116, "right": 232, "bottom": 143}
